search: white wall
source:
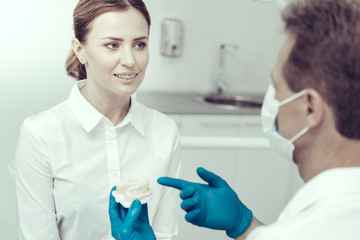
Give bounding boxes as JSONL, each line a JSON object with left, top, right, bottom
{"left": 143, "top": 0, "right": 285, "bottom": 94}
{"left": 0, "top": 0, "right": 285, "bottom": 238}
{"left": 1, "top": 1, "right": 76, "bottom": 238}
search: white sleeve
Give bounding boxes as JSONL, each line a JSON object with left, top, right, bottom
{"left": 15, "top": 118, "right": 60, "bottom": 240}
{"left": 246, "top": 226, "right": 286, "bottom": 240}
{"left": 152, "top": 128, "right": 182, "bottom": 240}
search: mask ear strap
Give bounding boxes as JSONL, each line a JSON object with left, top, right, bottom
{"left": 279, "top": 90, "right": 307, "bottom": 107}
{"left": 289, "top": 126, "right": 309, "bottom": 143}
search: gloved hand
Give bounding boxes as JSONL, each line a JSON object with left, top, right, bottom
{"left": 157, "top": 167, "right": 253, "bottom": 238}
{"left": 108, "top": 186, "right": 156, "bottom": 240}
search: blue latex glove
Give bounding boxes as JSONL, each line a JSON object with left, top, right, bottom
{"left": 108, "top": 186, "right": 156, "bottom": 240}
{"left": 157, "top": 167, "right": 253, "bottom": 238}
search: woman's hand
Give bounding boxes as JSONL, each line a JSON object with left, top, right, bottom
{"left": 109, "top": 187, "right": 156, "bottom": 240}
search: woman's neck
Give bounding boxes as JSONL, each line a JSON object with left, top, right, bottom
{"left": 80, "top": 81, "right": 131, "bottom": 126}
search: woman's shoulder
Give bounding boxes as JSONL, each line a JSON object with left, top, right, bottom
{"left": 21, "top": 101, "right": 69, "bottom": 133}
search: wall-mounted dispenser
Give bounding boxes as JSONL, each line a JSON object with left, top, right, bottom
{"left": 252, "top": 0, "right": 288, "bottom": 9}
{"left": 161, "top": 18, "right": 183, "bottom": 58}
{"left": 213, "top": 44, "right": 239, "bottom": 94}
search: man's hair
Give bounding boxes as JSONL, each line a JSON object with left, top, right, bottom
{"left": 282, "top": 0, "right": 360, "bottom": 139}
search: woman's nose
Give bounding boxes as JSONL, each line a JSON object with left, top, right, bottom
{"left": 120, "top": 47, "right": 136, "bottom": 68}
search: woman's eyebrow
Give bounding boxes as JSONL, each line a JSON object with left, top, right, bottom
{"left": 134, "top": 36, "right": 148, "bottom": 41}
{"left": 101, "top": 36, "right": 148, "bottom": 41}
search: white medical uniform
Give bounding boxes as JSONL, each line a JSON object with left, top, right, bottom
{"left": 247, "top": 167, "right": 360, "bottom": 240}
{"left": 15, "top": 80, "right": 181, "bottom": 240}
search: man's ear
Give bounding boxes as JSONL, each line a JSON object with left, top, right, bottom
{"left": 304, "top": 89, "right": 326, "bottom": 128}
{"left": 71, "top": 38, "right": 87, "bottom": 64}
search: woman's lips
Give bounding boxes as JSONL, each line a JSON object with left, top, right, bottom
{"left": 114, "top": 73, "right": 138, "bottom": 79}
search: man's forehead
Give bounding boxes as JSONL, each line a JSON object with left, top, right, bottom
{"left": 271, "top": 34, "right": 297, "bottom": 90}
{"left": 279, "top": 34, "right": 297, "bottom": 66}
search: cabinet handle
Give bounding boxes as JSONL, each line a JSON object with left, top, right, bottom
{"left": 181, "top": 137, "right": 271, "bottom": 149}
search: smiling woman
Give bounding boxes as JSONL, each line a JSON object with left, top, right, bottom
{"left": 71, "top": 9, "right": 150, "bottom": 123}
{"left": 14, "top": 1, "right": 181, "bottom": 240}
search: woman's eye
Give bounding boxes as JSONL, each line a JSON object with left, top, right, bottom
{"left": 106, "top": 43, "right": 118, "bottom": 49}
{"left": 135, "top": 42, "right": 147, "bottom": 50}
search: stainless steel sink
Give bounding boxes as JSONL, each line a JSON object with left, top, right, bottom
{"left": 195, "top": 94, "right": 263, "bottom": 110}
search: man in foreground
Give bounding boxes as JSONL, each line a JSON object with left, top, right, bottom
{"left": 109, "top": 0, "right": 360, "bottom": 239}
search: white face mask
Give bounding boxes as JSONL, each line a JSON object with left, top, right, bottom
{"left": 261, "top": 84, "right": 309, "bottom": 161}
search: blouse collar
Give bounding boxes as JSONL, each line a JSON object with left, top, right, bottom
{"left": 67, "top": 80, "right": 144, "bottom": 135}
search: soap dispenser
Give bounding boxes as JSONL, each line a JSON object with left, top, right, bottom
{"left": 213, "top": 44, "right": 239, "bottom": 94}
{"left": 160, "top": 18, "right": 183, "bottom": 58}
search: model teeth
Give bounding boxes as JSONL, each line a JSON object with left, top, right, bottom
{"left": 116, "top": 74, "right": 137, "bottom": 79}
{"left": 125, "top": 183, "right": 152, "bottom": 202}
{"left": 115, "top": 178, "right": 152, "bottom": 203}
{"left": 116, "top": 178, "right": 147, "bottom": 194}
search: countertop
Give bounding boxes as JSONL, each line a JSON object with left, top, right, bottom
{"left": 136, "top": 92, "right": 263, "bottom": 115}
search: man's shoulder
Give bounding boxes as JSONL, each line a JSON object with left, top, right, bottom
{"left": 247, "top": 195, "right": 360, "bottom": 240}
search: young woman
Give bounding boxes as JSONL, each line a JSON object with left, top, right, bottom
{"left": 15, "top": 1, "right": 181, "bottom": 239}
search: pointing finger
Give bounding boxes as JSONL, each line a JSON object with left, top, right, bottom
{"left": 157, "top": 177, "right": 191, "bottom": 190}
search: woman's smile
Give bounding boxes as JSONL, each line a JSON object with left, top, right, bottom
{"left": 114, "top": 73, "right": 139, "bottom": 84}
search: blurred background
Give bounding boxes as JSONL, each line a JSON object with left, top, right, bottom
{"left": 0, "top": 0, "right": 302, "bottom": 239}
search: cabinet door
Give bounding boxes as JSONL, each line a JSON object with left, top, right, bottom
{"left": 177, "top": 149, "right": 238, "bottom": 240}
{"left": 176, "top": 114, "right": 241, "bottom": 186}
{"left": 175, "top": 114, "right": 241, "bottom": 240}
{"left": 239, "top": 115, "right": 264, "bottom": 137}
{"left": 235, "top": 115, "right": 304, "bottom": 223}
{"left": 180, "top": 114, "right": 242, "bottom": 137}
{"left": 232, "top": 149, "right": 295, "bottom": 224}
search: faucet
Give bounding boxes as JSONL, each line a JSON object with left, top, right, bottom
{"left": 214, "top": 44, "right": 239, "bottom": 95}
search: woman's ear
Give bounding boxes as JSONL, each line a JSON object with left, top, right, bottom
{"left": 304, "top": 89, "right": 326, "bottom": 128}
{"left": 71, "top": 38, "right": 87, "bottom": 64}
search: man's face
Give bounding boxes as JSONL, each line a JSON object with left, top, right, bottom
{"left": 271, "top": 35, "right": 307, "bottom": 141}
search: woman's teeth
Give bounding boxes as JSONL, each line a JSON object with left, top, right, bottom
{"left": 115, "top": 74, "right": 137, "bottom": 79}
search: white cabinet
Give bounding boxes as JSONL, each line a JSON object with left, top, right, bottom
{"left": 180, "top": 115, "right": 243, "bottom": 137}
{"left": 232, "top": 149, "right": 295, "bottom": 223}
{"left": 166, "top": 114, "right": 304, "bottom": 240}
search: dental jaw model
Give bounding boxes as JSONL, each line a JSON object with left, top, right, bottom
{"left": 112, "top": 178, "right": 152, "bottom": 208}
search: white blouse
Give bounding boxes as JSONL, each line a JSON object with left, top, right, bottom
{"left": 15, "top": 81, "right": 181, "bottom": 240}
